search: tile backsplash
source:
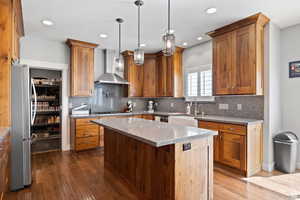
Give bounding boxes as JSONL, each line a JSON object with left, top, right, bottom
{"left": 154, "top": 96, "right": 264, "bottom": 119}
{"left": 69, "top": 84, "right": 264, "bottom": 119}
{"left": 69, "top": 84, "right": 148, "bottom": 113}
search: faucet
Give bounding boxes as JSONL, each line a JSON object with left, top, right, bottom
{"left": 194, "top": 102, "right": 198, "bottom": 116}
{"left": 193, "top": 103, "right": 205, "bottom": 117}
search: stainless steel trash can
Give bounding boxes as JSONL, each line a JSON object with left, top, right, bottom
{"left": 274, "top": 132, "right": 298, "bottom": 173}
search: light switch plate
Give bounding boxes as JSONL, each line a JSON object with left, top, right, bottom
{"left": 237, "top": 104, "right": 242, "bottom": 110}
{"left": 170, "top": 103, "right": 174, "bottom": 107}
{"left": 219, "top": 104, "right": 229, "bottom": 110}
{"left": 133, "top": 102, "right": 136, "bottom": 107}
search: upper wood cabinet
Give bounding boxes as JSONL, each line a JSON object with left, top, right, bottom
{"left": 123, "top": 48, "right": 184, "bottom": 98}
{"left": 208, "top": 13, "right": 269, "bottom": 95}
{"left": 66, "top": 39, "right": 98, "bottom": 97}
{"left": 123, "top": 51, "right": 144, "bottom": 97}
{"left": 143, "top": 54, "right": 157, "bottom": 97}
{"left": 156, "top": 47, "right": 184, "bottom": 97}
{"left": 11, "top": 0, "right": 24, "bottom": 61}
{"left": 0, "top": 0, "right": 24, "bottom": 126}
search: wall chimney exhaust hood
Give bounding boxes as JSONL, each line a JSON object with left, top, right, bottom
{"left": 95, "top": 49, "right": 129, "bottom": 85}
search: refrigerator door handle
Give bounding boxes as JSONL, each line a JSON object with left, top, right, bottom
{"left": 31, "top": 79, "right": 37, "bottom": 125}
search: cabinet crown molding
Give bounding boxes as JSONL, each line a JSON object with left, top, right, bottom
{"left": 207, "top": 12, "right": 270, "bottom": 38}
{"left": 66, "top": 39, "right": 98, "bottom": 49}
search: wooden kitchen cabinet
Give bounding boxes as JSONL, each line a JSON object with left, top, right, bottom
{"left": 219, "top": 131, "right": 246, "bottom": 171}
{"left": 212, "top": 32, "right": 234, "bottom": 95}
{"left": 0, "top": 0, "right": 24, "bottom": 126}
{"left": 123, "top": 51, "right": 144, "bottom": 97}
{"left": 156, "top": 54, "right": 167, "bottom": 97}
{"left": 11, "top": 0, "right": 24, "bottom": 61}
{"left": 66, "top": 39, "right": 98, "bottom": 97}
{"left": 71, "top": 118, "right": 103, "bottom": 151}
{"left": 156, "top": 47, "right": 184, "bottom": 97}
{"left": 142, "top": 114, "right": 154, "bottom": 120}
{"left": 0, "top": 129, "right": 10, "bottom": 200}
{"left": 143, "top": 54, "right": 157, "bottom": 97}
{"left": 199, "top": 120, "right": 262, "bottom": 177}
{"left": 123, "top": 48, "right": 183, "bottom": 98}
{"left": 208, "top": 13, "right": 269, "bottom": 95}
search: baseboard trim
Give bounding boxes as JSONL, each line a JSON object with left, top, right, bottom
{"left": 262, "top": 161, "right": 275, "bottom": 172}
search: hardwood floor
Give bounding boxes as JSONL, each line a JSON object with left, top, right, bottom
{"left": 6, "top": 149, "right": 289, "bottom": 200}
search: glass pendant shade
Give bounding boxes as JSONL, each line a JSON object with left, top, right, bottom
{"left": 114, "top": 56, "right": 124, "bottom": 71}
{"left": 134, "top": 48, "right": 144, "bottom": 65}
{"left": 162, "top": 33, "right": 176, "bottom": 56}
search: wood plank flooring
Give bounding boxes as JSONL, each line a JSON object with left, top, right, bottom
{"left": 6, "top": 149, "right": 289, "bottom": 200}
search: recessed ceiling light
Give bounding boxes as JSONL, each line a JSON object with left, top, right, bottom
{"left": 206, "top": 7, "right": 217, "bottom": 14}
{"left": 99, "top": 34, "right": 108, "bottom": 38}
{"left": 140, "top": 43, "right": 146, "bottom": 47}
{"left": 197, "top": 36, "right": 203, "bottom": 41}
{"left": 182, "top": 42, "right": 188, "bottom": 46}
{"left": 41, "top": 19, "right": 54, "bottom": 27}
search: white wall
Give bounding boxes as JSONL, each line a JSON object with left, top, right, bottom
{"left": 20, "top": 36, "right": 105, "bottom": 81}
{"left": 20, "top": 36, "right": 69, "bottom": 64}
{"left": 263, "top": 22, "right": 282, "bottom": 171}
{"left": 280, "top": 24, "right": 300, "bottom": 167}
{"left": 183, "top": 41, "right": 212, "bottom": 68}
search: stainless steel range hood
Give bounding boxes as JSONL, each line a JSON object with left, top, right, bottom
{"left": 95, "top": 49, "right": 129, "bottom": 85}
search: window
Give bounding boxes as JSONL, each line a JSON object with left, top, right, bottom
{"left": 185, "top": 65, "right": 214, "bottom": 101}
{"left": 187, "top": 72, "right": 198, "bottom": 96}
{"left": 200, "top": 70, "right": 212, "bottom": 96}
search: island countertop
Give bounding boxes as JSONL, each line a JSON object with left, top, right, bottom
{"left": 92, "top": 118, "right": 217, "bottom": 147}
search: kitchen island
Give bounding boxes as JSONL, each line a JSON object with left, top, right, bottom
{"left": 92, "top": 118, "right": 217, "bottom": 200}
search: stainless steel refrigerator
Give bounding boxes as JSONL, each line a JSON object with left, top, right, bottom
{"left": 11, "top": 63, "right": 32, "bottom": 190}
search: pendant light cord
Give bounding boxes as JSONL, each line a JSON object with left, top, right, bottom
{"left": 119, "top": 22, "right": 121, "bottom": 57}
{"left": 168, "top": 0, "right": 170, "bottom": 33}
{"left": 138, "top": 4, "right": 141, "bottom": 48}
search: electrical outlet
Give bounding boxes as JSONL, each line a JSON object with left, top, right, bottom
{"left": 69, "top": 103, "right": 73, "bottom": 109}
{"left": 219, "top": 104, "right": 229, "bottom": 110}
{"left": 133, "top": 102, "right": 136, "bottom": 107}
{"left": 237, "top": 104, "right": 242, "bottom": 110}
{"left": 170, "top": 103, "right": 174, "bottom": 107}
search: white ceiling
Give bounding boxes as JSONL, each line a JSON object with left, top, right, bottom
{"left": 23, "top": 0, "right": 300, "bottom": 53}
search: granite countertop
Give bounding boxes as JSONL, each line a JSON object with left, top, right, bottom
{"left": 71, "top": 111, "right": 263, "bottom": 125}
{"left": 70, "top": 111, "right": 187, "bottom": 118}
{"left": 92, "top": 118, "right": 217, "bottom": 147}
{"left": 195, "top": 115, "right": 263, "bottom": 125}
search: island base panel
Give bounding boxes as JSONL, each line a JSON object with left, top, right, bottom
{"left": 104, "top": 128, "right": 213, "bottom": 200}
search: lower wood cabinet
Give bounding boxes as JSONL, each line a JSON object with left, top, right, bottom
{"left": 71, "top": 118, "right": 103, "bottom": 151}
{"left": 0, "top": 129, "right": 10, "bottom": 200}
{"left": 219, "top": 131, "right": 246, "bottom": 171}
{"left": 199, "top": 120, "right": 262, "bottom": 177}
{"left": 71, "top": 115, "right": 154, "bottom": 151}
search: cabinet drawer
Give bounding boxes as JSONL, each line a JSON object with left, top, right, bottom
{"left": 76, "top": 127, "right": 99, "bottom": 137}
{"left": 199, "top": 121, "right": 220, "bottom": 131}
{"left": 221, "top": 124, "right": 246, "bottom": 135}
{"left": 75, "top": 136, "right": 99, "bottom": 151}
{"left": 76, "top": 118, "right": 97, "bottom": 126}
{"left": 76, "top": 118, "right": 99, "bottom": 137}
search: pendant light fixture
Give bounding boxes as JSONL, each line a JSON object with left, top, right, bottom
{"left": 114, "top": 18, "right": 124, "bottom": 71}
{"left": 134, "top": 0, "right": 144, "bottom": 65}
{"left": 162, "top": 0, "right": 175, "bottom": 56}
